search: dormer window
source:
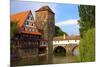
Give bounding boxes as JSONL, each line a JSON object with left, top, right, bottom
{"left": 35, "top": 30, "right": 38, "bottom": 32}
{"left": 32, "top": 23, "right": 35, "bottom": 26}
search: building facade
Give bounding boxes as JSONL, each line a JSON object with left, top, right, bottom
{"left": 11, "top": 6, "right": 55, "bottom": 60}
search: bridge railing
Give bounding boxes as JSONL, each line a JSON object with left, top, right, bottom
{"left": 53, "top": 40, "right": 80, "bottom": 45}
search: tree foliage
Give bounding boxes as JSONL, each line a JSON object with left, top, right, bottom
{"left": 11, "top": 21, "right": 18, "bottom": 49}
{"left": 55, "top": 26, "right": 68, "bottom": 36}
{"left": 78, "top": 5, "right": 95, "bottom": 62}
{"left": 79, "top": 28, "right": 95, "bottom": 62}
{"left": 11, "top": 21, "right": 18, "bottom": 39}
{"left": 78, "top": 5, "right": 95, "bottom": 37}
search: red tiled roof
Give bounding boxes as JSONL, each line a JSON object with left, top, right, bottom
{"left": 10, "top": 10, "right": 31, "bottom": 27}
{"left": 11, "top": 10, "right": 43, "bottom": 35}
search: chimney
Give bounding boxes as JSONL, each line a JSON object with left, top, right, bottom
{"left": 63, "top": 34, "right": 66, "bottom": 39}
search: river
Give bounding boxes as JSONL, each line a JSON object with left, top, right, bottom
{"left": 11, "top": 49, "right": 80, "bottom": 66}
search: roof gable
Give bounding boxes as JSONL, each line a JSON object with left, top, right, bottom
{"left": 10, "top": 10, "right": 32, "bottom": 27}
{"left": 21, "top": 21, "right": 43, "bottom": 35}
{"left": 11, "top": 10, "right": 43, "bottom": 35}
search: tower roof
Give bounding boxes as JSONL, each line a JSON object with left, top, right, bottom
{"left": 35, "top": 6, "right": 54, "bottom": 14}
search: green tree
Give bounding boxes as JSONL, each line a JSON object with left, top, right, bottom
{"left": 79, "top": 28, "right": 95, "bottom": 61}
{"left": 78, "top": 5, "right": 95, "bottom": 37}
{"left": 78, "top": 5, "right": 95, "bottom": 62}
{"left": 55, "top": 26, "right": 68, "bottom": 36}
{"left": 11, "top": 21, "right": 18, "bottom": 48}
{"left": 11, "top": 21, "right": 18, "bottom": 39}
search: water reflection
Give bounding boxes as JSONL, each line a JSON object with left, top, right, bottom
{"left": 11, "top": 51, "right": 80, "bottom": 66}
{"left": 73, "top": 48, "right": 80, "bottom": 56}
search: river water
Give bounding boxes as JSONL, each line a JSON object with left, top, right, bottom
{"left": 11, "top": 49, "right": 80, "bottom": 66}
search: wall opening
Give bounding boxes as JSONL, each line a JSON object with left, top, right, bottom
{"left": 53, "top": 46, "right": 66, "bottom": 56}
{"left": 72, "top": 46, "right": 80, "bottom": 56}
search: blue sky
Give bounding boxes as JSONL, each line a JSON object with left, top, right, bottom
{"left": 11, "top": 1, "right": 80, "bottom": 35}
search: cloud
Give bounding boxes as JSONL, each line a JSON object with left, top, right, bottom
{"left": 55, "top": 19, "right": 79, "bottom": 27}
{"left": 55, "top": 19, "right": 80, "bottom": 35}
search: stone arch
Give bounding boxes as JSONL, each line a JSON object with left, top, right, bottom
{"left": 72, "top": 45, "right": 79, "bottom": 52}
{"left": 53, "top": 46, "right": 66, "bottom": 56}
{"left": 53, "top": 45, "right": 66, "bottom": 51}
{"left": 72, "top": 45, "right": 79, "bottom": 56}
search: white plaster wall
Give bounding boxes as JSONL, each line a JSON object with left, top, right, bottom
{"left": 53, "top": 40, "right": 80, "bottom": 45}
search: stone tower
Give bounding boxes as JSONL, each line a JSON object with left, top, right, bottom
{"left": 35, "top": 6, "right": 55, "bottom": 63}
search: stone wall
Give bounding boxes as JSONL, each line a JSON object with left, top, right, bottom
{"left": 35, "top": 8, "right": 55, "bottom": 63}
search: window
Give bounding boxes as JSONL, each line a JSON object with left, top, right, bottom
{"left": 28, "top": 14, "right": 33, "bottom": 20}
{"left": 32, "top": 29, "right": 34, "bottom": 32}
{"left": 34, "top": 25, "right": 36, "bottom": 28}
{"left": 24, "top": 27, "right": 27, "bottom": 31}
{"left": 42, "top": 22, "right": 44, "bottom": 25}
{"left": 25, "top": 21, "right": 29, "bottom": 26}
{"left": 32, "top": 23, "right": 33, "bottom": 26}
{"left": 32, "top": 42, "right": 34, "bottom": 45}
{"left": 37, "top": 42, "right": 38, "bottom": 45}
{"left": 29, "top": 28, "right": 32, "bottom": 32}
{"left": 35, "top": 29, "right": 38, "bottom": 32}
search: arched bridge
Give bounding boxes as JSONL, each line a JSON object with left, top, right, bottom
{"left": 53, "top": 36, "right": 80, "bottom": 55}
{"left": 53, "top": 44, "right": 79, "bottom": 55}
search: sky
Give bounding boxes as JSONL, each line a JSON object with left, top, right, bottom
{"left": 11, "top": 0, "right": 80, "bottom": 35}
